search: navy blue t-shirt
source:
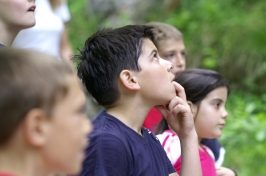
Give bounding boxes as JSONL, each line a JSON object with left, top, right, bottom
{"left": 80, "top": 110, "right": 176, "bottom": 176}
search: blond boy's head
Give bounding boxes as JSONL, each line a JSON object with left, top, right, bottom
{"left": 0, "top": 48, "right": 92, "bottom": 175}
{"left": 146, "top": 22, "right": 186, "bottom": 75}
{"left": 0, "top": 48, "right": 73, "bottom": 145}
{"left": 146, "top": 22, "right": 183, "bottom": 47}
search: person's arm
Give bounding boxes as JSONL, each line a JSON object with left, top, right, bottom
{"left": 81, "top": 134, "right": 129, "bottom": 176}
{"left": 178, "top": 131, "right": 200, "bottom": 176}
{"left": 60, "top": 25, "right": 73, "bottom": 62}
{"left": 156, "top": 82, "right": 202, "bottom": 176}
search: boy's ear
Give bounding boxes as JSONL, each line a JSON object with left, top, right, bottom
{"left": 187, "top": 101, "right": 198, "bottom": 119}
{"left": 23, "top": 109, "right": 50, "bottom": 147}
{"left": 119, "top": 70, "right": 140, "bottom": 90}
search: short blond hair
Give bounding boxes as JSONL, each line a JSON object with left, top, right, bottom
{"left": 0, "top": 48, "right": 74, "bottom": 145}
{"left": 146, "top": 22, "right": 183, "bottom": 47}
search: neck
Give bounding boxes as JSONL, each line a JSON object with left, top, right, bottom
{"left": 0, "top": 23, "right": 20, "bottom": 46}
{"left": 0, "top": 145, "right": 46, "bottom": 176}
{"left": 106, "top": 99, "right": 151, "bottom": 135}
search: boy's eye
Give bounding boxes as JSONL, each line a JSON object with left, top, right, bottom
{"left": 153, "top": 54, "right": 159, "bottom": 61}
{"left": 181, "top": 52, "right": 186, "bottom": 57}
{"left": 166, "top": 53, "right": 175, "bottom": 59}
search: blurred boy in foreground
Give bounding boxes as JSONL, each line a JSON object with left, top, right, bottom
{"left": 0, "top": 48, "right": 92, "bottom": 176}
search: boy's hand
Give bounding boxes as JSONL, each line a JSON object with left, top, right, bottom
{"left": 155, "top": 82, "right": 195, "bottom": 139}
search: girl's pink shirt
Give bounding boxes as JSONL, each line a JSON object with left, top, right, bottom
{"left": 174, "top": 146, "right": 217, "bottom": 176}
{"left": 157, "top": 129, "right": 217, "bottom": 176}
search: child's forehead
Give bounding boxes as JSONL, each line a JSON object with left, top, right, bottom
{"left": 157, "top": 39, "right": 185, "bottom": 50}
{"left": 204, "top": 87, "right": 228, "bottom": 100}
{"left": 158, "top": 38, "right": 183, "bottom": 45}
{"left": 65, "top": 75, "right": 84, "bottom": 93}
{"left": 141, "top": 38, "right": 157, "bottom": 52}
{"left": 53, "top": 75, "right": 85, "bottom": 109}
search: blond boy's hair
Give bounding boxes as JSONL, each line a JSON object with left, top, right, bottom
{"left": 0, "top": 48, "right": 74, "bottom": 145}
{"left": 146, "top": 22, "right": 183, "bottom": 47}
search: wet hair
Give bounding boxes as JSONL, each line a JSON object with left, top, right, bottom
{"left": 156, "top": 68, "right": 230, "bottom": 134}
{"left": 73, "top": 25, "right": 154, "bottom": 106}
{"left": 146, "top": 22, "right": 183, "bottom": 48}
{"left": 0, "top": 48, "right": 74, "bottom": 145}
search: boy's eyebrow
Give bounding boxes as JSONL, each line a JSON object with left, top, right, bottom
{"left": 148, "top": 49, "right": 157, "bottom": 57}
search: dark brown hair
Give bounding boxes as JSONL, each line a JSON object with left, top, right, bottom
{"left": 73, "top": 25, "right": 154, "bottom": 106}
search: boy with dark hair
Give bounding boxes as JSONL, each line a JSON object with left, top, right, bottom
{"left": 74, "top": 25, "right": 202, "bottom": 176}
{"left": 0, "top": 48, "right": 92, "bottom": 176}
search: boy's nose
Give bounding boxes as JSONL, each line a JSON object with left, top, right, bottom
{"left": 161, "top": 58, "right": 173, "bottom": 72}
{"left": 174, "top": 54, "right": 185, "bottom": 67}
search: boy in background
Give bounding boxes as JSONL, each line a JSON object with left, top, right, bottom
{"left": 74, "top": 25, "right": 202, "bottom": 176}
{"left": 0, "top": 48, "right": 92, "bottom": 176}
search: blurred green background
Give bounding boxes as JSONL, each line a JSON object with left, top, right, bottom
{"left": 67, "top": 0, "right": 266, "bottom": 175}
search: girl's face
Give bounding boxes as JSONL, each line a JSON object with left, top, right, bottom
{"left": 193, "top": 87, "right": 228, "bottom": 140}
{"left": 0, "top": 0, "right": 36, "bottom": 29}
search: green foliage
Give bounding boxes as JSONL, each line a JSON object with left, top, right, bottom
{"left": 159, "top": 0, "right": 266, "bottom": 94}
{"left": 67, "top": 0, "right": 99, "bottom": 55}
{"left": 220, "top": 91, "right": 266, "bottom": 176}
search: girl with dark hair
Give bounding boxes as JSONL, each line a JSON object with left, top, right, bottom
{"left": 156, "top": 68, "right": 237, "bottom": 176}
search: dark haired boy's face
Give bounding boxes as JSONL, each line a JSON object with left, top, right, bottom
{"left": 135, "top": 39, "right": 176, "bottom": 106}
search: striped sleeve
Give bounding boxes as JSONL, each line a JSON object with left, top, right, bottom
{"left": 156, "top": 130, "right": 181, "bottom": 165}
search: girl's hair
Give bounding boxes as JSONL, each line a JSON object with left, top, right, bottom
{"left": 156, "top": 68, "right": 229, "bottom": 134}
{"left": 49, "top": 0, "right": 64, "bottom": 9}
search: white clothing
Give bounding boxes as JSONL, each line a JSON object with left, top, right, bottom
{"left": 157, "top": 130, "right": 218, "bottom": 166}
{"left": 12, "top": 0, "right": 71, "bottom": 60}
